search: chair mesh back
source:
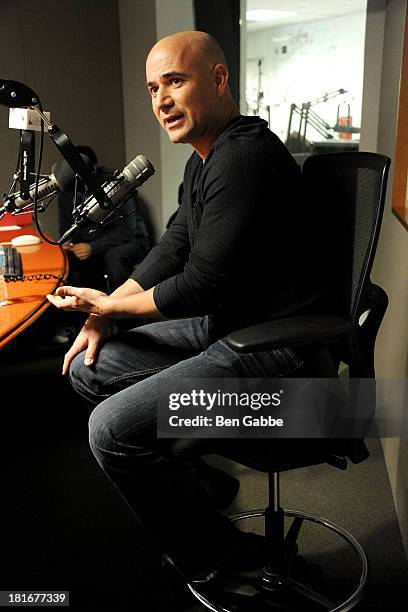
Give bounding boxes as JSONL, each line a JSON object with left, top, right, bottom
{"left": 300, "top": 153, "right": 390, "bottom": 325}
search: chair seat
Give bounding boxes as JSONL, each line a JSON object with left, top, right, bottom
{"left": 216, "top": 437, "right": 368, "bottom": 474}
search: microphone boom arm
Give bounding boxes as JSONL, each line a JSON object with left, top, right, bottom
{"left": 31, "top": 105, "right": 112, "bottom": 209}
{"left": 1, "top": 80, "right": 155, "bottom": 246}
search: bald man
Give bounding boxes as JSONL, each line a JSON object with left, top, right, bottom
{"left": 47, "top": 32, "right": 306, "bottom": 583}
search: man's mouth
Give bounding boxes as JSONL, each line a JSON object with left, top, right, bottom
{"left": 164, "top": 114, "right": 184, "bottom": 127}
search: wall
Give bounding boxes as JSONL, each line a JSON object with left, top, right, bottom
{"left": 155, "top": 0, "right": 195, "bottom": 231}
{"left": 361, "top": 0, "right": 408, "bottom": 555}
{"left": 246, "top": 11, "right": 366, "bottom": 144}
{"left": 0, "top": 0, "right": 125, "bottom": 239}
{"left": 359, "top": 0, "right": 386, "bottom": 153}
{"left": 118, "top": 0, "right": 194, "bottom": 237}
{"left": 117, "top": 0, "right": 162, "bottom": 239}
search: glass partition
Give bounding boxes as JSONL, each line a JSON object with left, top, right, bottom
{"left": 245, "top": 1, "right": 367, "bottom": 158}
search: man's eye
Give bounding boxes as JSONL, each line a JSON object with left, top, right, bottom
{"left": 149, "top": 87, "right": 158, "bottom": 95}
{"left": 171, "top": 78, "right": 182, "bottom": 85}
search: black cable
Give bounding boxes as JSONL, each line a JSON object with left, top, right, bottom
{"left": 31, "top": 100, "right": 60, "bottom": 246}
{"left": 2, "top": 131, "right": 23, "bottom": 208}
{"left": 14, "top": 131, "right": 22, "bottom": 174}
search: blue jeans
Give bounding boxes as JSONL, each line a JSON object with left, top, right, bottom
{"left": 70, "top": 316, "right": 302, "bottom": 578}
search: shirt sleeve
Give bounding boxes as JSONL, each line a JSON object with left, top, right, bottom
{"left": 130, "top": 192, "right": 190, "bottom": 289}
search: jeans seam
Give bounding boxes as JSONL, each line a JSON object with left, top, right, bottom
{"left": 106, "top": 366, "right": 165, "bottom": 387}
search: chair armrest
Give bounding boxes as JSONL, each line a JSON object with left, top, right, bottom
{"left": 226, "top": 315, "right": 352, "bottom": 353}
{"left": 353, "top": 282, "right": 388, "bottom": 377}
{"left": 359, "top": 282, "right": 388, "bottom": 325}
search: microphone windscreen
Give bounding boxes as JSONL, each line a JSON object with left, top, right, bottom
{"left": 52, "top": 154, "right": 95, "bottom": 192}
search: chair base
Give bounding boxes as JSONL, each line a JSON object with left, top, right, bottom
{"left": 187, "top": 508, "right": 368, "bottom": 612}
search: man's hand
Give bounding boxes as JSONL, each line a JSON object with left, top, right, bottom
{"left": 61, "top": 314, "right": 109, "bottom": 375}
{"left": 63, "top": 242, "right": 93, "bottom": 260}
{"left": 47, "top": 285, "right": 109, "bottom": 316}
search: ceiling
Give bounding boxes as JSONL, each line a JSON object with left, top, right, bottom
{"left": 246, "top": 0, "right": 367, "bottom": 31}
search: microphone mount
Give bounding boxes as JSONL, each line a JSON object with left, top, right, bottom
{"left": 0, "top": 79, "right": 39, "bottom": 108}
{"left": 1, "top": 79, "right": 112, "bottom": 214}
{"left": 1, "top": 80, "right": 155, "bottom": 248}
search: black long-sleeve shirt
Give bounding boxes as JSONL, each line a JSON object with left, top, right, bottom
{"left": 132, "top": 115, "right": 304, "bottom": 340}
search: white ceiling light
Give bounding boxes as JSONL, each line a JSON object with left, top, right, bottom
{"left": 246, "top": 8, "right": 297, "bottom": 22}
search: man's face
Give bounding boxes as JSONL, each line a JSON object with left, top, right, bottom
{"left": 146, "top": 41, "right": 221, "bottom": 150}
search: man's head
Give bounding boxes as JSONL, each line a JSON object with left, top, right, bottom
{"left": 146, "top": 31, "right": 239, "bottom": 158}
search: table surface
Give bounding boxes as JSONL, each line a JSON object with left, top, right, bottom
{"left": 0, "top": 226, "right": 68, "bottom": 349}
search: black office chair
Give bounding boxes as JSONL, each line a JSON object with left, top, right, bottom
{"left": 186, "top": 152, "right": 391, "bottom": 611}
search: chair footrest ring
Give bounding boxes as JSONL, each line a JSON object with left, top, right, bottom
{"left": 187, "top": 507, "right": 368, "bottom": 612}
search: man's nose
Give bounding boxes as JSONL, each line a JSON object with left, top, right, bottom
{"left": 155, "top": 88, "right": 174, "bottom": 111}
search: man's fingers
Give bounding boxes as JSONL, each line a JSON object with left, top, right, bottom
{"left": 47, "top": 286, "right": 85, "bottom": 308}
{"left": 62, "top": 346, "right": 78, "bottom": 375}
{"left": 83, "top": 337, "right": 100, "bottom": 367}
{"left": 84, "top": 354, "right": 94, "bottom": 366}
{"left": 60, "top": 317, "right": 105, "bottom": 375}
{"left": 62, "top": 338, "right": 100, "bottom": 375}
{"left": 55, "top": 285, "right": 79, "bottom": 297}
{"left": 62, "top": 334, "right": 89, "bottom": 375}
{"left": 46, "top": 294, "right": 63, "bottom": 306}
{"left": 46, "top": 294, "right": 77, "bottom": 309}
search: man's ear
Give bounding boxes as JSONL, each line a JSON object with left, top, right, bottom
{"left": 214, "top": 64, "right": 229, "bottom": 95}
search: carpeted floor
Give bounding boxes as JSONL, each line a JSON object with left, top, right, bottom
{"left": 198, "top": 437, "right": 408, "bottom": 611}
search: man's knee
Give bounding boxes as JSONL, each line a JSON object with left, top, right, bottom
{"left": 88, "top": 406, "right": 114, "bottom": 460}
{"left": 69, "top": 351, "right": 106, "bottom": 407}
{"left": 88, "top": 400, "right": 154, "bottom": 468}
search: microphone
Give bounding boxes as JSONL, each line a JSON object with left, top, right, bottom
{"left": 0, "top": 154, "right": 94, "bottom": 215}
{"left": 58, "top": 155, "right": 155, "bottom": 244}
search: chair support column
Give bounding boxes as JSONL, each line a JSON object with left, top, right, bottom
{"left": 264, "top": 471, "right": 285, "bottom": 579}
